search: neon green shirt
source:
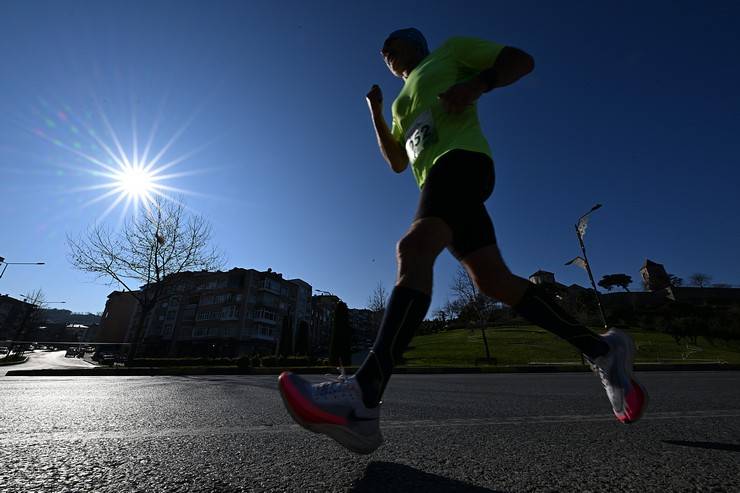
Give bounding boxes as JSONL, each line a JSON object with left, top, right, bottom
{"left": 391, "top": 37, "right": 505, "bottom": 188}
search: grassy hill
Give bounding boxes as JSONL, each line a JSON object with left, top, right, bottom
{"left": 402, "top": 326, "right": 740, "bottom": 367}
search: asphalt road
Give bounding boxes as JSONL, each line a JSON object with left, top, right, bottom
{"left": 1, "top": 372, "right": 739, "bottom": 492}
{"left": 0, "top": 350, "right": 95, "bottom": 376}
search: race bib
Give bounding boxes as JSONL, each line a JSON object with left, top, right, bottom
{"left": 404, "top": 110, "right": 437, "bottom": 164}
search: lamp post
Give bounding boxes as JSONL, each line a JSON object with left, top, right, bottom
{"left": 19, "top": 296, "right": 66, "bottom": 305}
{"left": 0, "top": 257, "right": 45, "bottom": 279}
{"left": 567, "top": 204, "right": 608, "bottom": 329}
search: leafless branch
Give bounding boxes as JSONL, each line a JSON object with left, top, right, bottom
{"left": 67, "top": 195, "right": 225, "bottom": 301}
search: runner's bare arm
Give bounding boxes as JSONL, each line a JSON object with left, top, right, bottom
{"left": 474, "top": 46, "right": 534, "bottom": 92}
{"left": 366, "top": 85, "right": 408, "bottom": 173}
{"left": 439, "top": 47, "right": 534, "bottom": 113}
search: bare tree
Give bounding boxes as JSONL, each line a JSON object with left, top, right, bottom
{"left": 367, "top": 281, "right": 387, "bottom": 312}
{"left": 689, "top": 273, "right": 712, "bottom": 288}
{"left": 67, "top": 197, "right": 224, "bottom": 363}
{"left": 449, "top": 266, "right": 494, "bottom": 361}
{"left": 367, "top": 281, "right": 388, "bottom": 336}
{"left": 11, "top": 288, "right": 46, "bottom": 356}
{"left": 431, "top": 298, "right": 464, "bottom": 327}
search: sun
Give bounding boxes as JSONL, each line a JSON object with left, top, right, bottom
{"left": 114, "top": 164, "right": 156, "bottom": 200}
{"left": 30, "top": 99, "right": 213, "bottom": 223}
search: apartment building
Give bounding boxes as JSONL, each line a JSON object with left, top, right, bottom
{"left": 129, "top": 267, "right": 312, "bottom": 357}
{"left": 98, "top": 291, "right": 138, "bottom": 343}
{"left": 0, "top": 294, "right": 34, "bottom": 341}
{"left": 348, "top": 308, "right": 377, "bottom": 349}
{"left": 310, "top": 294, "right": 341, "bottom": 356}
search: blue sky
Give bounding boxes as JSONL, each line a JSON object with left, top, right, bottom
{"left": 1, "top": 1, "right": 739, "bottom": 315}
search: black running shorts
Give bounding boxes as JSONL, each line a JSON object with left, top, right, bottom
{"left": 413, "top": 149, "right": 496, "bottom": 260}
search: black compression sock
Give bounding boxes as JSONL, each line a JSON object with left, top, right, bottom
{"left": 354, "top": 285, "right": 431, "bottom": 408}
{"left": 513, "top": 283, "right": 610, "bottom": 359}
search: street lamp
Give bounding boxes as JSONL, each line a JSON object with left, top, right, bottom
{"left": 0, "top": 257, "right": 45, "bottom": 279}
{"left": 565, "top": 204, "right": 608, "bottom": 329}
{"left": 19, "top": 296, "right": 66, "bottom": 305}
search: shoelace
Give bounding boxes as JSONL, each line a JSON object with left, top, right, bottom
{"left": 316, "top": 365, "right": 352, "bottom": 398}
{"left": 322, "top": 365, "right": 347, "bottom": 382}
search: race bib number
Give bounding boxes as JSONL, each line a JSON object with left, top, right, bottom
{"left": 404, "top": 110, "right": 437, "bottom": 163}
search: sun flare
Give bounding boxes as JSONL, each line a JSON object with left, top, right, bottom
{"left": 114, "top": 164, "right": 156, "bottom": 200}
{"left": 31, "top": 100, "right": 210, "bottom": 223}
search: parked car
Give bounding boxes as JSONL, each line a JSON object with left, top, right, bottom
{"left": 98, "top": 353, "right": 116, "bottom": 365}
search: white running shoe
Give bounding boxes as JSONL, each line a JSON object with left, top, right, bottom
{"left": 587, "top": 328, "right": 648, "bottom": 424}
{"left": 278, "top": 370, "right": 383, "bottom": 454}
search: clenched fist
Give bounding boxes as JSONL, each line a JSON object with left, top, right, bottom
{"left": 366, "top": 84, "right": 383, "bottom": 114}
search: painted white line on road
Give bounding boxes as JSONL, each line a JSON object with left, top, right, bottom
{"left": 2, "top": 410, "right": 739, "bottom": 445}
{"left": 383, "top": 410, "right": 740, "bottom": 428}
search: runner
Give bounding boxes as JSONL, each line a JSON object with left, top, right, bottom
{"left": 279, "top": 28, "right": 647, "bottom": 454}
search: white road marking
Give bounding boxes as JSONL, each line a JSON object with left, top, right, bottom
{"left": 2, "top": 410, "right": 739, "bottom": 444}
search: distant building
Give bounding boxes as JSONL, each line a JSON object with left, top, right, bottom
{"left": 526, "top": 271, "right": 585, "bottom": 301}
{"left": 348, "top": 308, "right": 376, "bottom": 349}
{"left": 529, "top": 270, "right": 556, "bottom": 285}
{"left": 0, "top": 295, "right": 34, "bottom": 341}
{"left": 640, "top": 259, "right": 670, "bottom": 292}
{"left": 65, "top": 324, "right": 89, "bottom": 342}
{"left": 126, "top": 267, "right": 312, "bottom": 358}
{"left": 310, "top": 294, "right": 341, "bottom": 356}
{"left": 99, "top": 291, "right": 139, "bottom": 343}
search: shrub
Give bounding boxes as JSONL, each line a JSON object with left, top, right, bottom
{"left": 236, "top": 356, "right": 254, "bottom": 368}
{"left": 129, "top": 358, "right": 235, "bottom": 367}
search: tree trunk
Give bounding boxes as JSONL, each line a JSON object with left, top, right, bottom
{"left": 480, "top": 327, "right": 491, "bottom": 361}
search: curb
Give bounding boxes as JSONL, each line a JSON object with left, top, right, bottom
{"left": 5, "top": 363, "right": 740, "bottom": 377}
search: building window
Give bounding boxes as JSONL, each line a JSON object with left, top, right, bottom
{"left": 222, "top": 305, "right": 239, "bottom": 320}
{"left": 261, "top": 278, "right": 281, "bottom": 292}
{"left": 196, "top": 310, "right": 219, "bottom": 321}
{"left": 253, "top": 309, "right": 276, "bottom": 321}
